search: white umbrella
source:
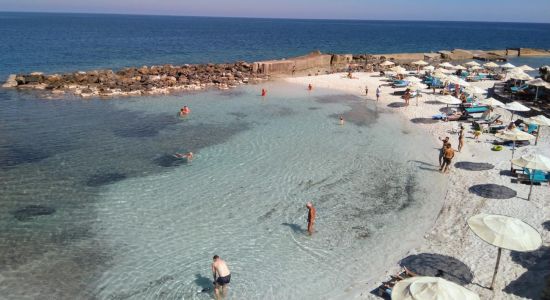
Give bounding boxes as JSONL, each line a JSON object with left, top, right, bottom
{"left": 380, "top": 60, "right": 395, "bottom": 67}
{"left": 483, "top": 62, "right": 500, "bottom": 68}
{"left": 433, "top": 71, "right": 448, "bottom": 79}
{"left": 453, "top": 65, "right": 467, "bottom": 70}
{"left": 391, "top": 66, "right": 407, "bottom": 72}
{"left": 404, "top": 76, "right": 422, "bottom": 83}
{"left": 408, "top": 82, "right": 427, "bottom": 106}
{"left": 478, "top": 97, "right": 504, "bottom": 107}
{"left": 446, "top": 75, "right": 470, "bottom": 87}
{"left": 470, "top": 65, "right": 483, "bottom": 71}
{"left": 511, "top": 153, "right": 550, "bottom": 200}
{"left": 423, "top": 65, "right": 435, "bottom": 71}
{"left": 465, "top": 61, "right": 480, "bottom": 67}
{"left": 391, "top": 276, "right": 480, "bottom": 300}
{"left": 468, "top": 214, "right": 542, "bottom": 290}
{"left": 439, "top": 62, "right": 454, "bottom": 68}
{"left": 509, "top": 72, "right": 533, "bottom": 81}
{"left": 526, "top": 78, "right": 550, "bottom": 101}
{"left": 437, "top": 95, "right": 461, "bottom": 111}
{"left": 527, "top": 114, "right": 550, "bottom": 145}
{"left": 504, "top": 101, "right": 530, "bottom": 120}
{"left": 496, "top": 128, "right": 535, "bottom": 169}
{"left": 465, "top": 86, "right": 487, "bottom": 95}
{"left": 412, "top": 60, "right": 429, "bottom": 66}
{"left": 435, "top": 68, "right": 453, "bottom": 74}
{"left": 501, "top": 62, "right": 516, "bottom": 69}
{"left": 518, "top": 65, "right": 535, "bottom": 72}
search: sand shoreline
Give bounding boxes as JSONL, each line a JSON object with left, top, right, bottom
{"left": 283, "top": 73, "right": 549, "bottom": 299}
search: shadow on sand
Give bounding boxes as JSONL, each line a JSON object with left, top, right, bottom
{"left": 468, "top": 184, "right": 517, "bottom": 199}
{"left": 399, "top": 253, "right": 474, "bottom": 285}
{"left": 387, "top": 102, "right": 407, "bottom": 108}
{"left": 454, "top": 162, "right": 494, "bottom": 171}
{"left": 281, "top": 222, "right": 306, "bottom": 234}
{"left": 504, "top": 245, "right": 550, "bottom": 299}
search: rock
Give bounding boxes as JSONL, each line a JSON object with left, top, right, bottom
{"left": 2, "top": 74, "right": 18, "bottom": 88}
{"left": 12, "top": 205, "right": 56, "bottom": 221}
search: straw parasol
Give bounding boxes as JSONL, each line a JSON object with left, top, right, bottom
{"left": 380, "top": 60, "right": 395, "bottom": 67}
{"left": 391, "top": 276, "right": 480, "bottom": 300}
{"left": 465, "top": 61, "right": 480, "bottom": 67}
{"left": 446, "top": 75, "right": 470, "bottom": 87}
{"left": 526, "top": 78, "right": 550, "bottom": 101}
{"left": 404, "top": 76, "right": 422, "bottom": 83}
{"left": 483, "top": 62, "right": 500, "bottom": 68}
{"left": 504, "top": 101, "right": 530, "bottom": 120}
{"left": 423, "top": 65, "right": 435, "bottom": 71}
{"left": 478, "top": 97, "right": 504, "bottom": 107}
{"left": 465, "top": 86, "right": 487, "bottom": 95}
{"left": 439, "top": 62, "right": 454, "bottom": 68}
{"left": 453, "top": 65, "right": 467, "bottom": 70}
{"left": 468, "top": 214, "right": 542, "bottom": 290}
{"left": 509, "top": 72, "right": 533, "bottom": 81}
{"left": 527, "top": 114, "right": 550, "bottom": 145}
{"left": 435, "top": 68, "right": 453, "bottom": 74}
{"left": 518, "top": 65, "right": 535, "bottom": 72}
{"left": 501, "top": 62, "right": 516, "bottom": 69}
{"left": 495, "top": 128, "right": 535, "bottom": 169}
{"left": 470, "top": 65, "right": 483, "bottom": 71}
{"left": 511, "top": 154, "right": 550, "bottom": 200}
{"left": 412, "top": 60, "right": 429, "bottom": 66}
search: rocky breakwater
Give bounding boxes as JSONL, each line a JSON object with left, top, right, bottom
{"left": 2, "top": 62, "right": 266, "bottom": 98}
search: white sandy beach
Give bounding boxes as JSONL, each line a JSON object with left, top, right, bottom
{"left": 284, "top": 73, "right": 550, "bottom": 300}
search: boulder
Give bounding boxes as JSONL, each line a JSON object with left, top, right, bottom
{"left": 2, "top": 74, "right": 18, "bottom": 88}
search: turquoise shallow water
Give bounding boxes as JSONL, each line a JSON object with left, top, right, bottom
{"left": 0, "top": 82, "right": 446, "bottom": 299}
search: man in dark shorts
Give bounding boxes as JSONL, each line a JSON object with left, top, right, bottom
{"left": 212, "top": 255, "right": 231, "bottom": 300}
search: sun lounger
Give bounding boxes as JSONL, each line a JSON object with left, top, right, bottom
{"left": 511, "top": 84, "right": 528, "bottom": 93}
{"left": 518, "top": 169, "right": 550, "bottom": 184}
{"left": 393, "top": 80, "right": 409, "bottom": 88}
{"left": 464, "top": 106, "right": 488, "bottom": 114}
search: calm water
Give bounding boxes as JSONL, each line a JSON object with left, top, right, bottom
{"left": 1, "top": 12, "right": 550, "bottom": 300}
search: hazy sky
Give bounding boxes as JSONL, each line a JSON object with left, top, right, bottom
{"left": 1, "top": 0, "right": 549, "bottom": 23}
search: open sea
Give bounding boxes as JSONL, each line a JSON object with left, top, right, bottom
{"left": 1, "top": 12, "right": 550, "bottom": 299}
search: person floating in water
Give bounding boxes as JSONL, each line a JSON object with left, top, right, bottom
{"left": 308, "top": 84, "right": 313, "bottom": 91}
{"left": 211, "top": 255, "right": 231, "bottom": 300}
{"left": 339, "top": 116, "right": 344, "bottom": 125}
{"left": 261, "top": 88, "right": 266, "bottom": 96}
{"left": 174, "top": 151, "right": 193, "bottom": 160}
{"left": 179, "top": 105, "right": 191, "bottom": 116}
{"left": 306, "top": 202, "right": 316, "bottom": 235}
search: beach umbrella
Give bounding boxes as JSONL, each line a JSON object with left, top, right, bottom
{"left": 526, "top": 78, "right": 550, "bottom": 101}
{"left": 518, "top": 65, "right": 535, "bottom": 72}
{"left": 446, "top": 75, "right": 470, "bottom": 87}
{"left": 404, "top": 76, "right": 422, "bottom": 83}
{"left": 453, "top": 65, "right": 467, "bottom": 70}
{"left": 501, "top": 62, "right": 516, "bottom": 69}
{"left": 391, "top": 276, "right": 480, "bottom": 300}
{"left": 478, "top": 97, "right": 504, "bottom": 107}
{"left": 527, "top": 114, "right": 550, "bottom": 145}
{"left": 468, "top": 214, "right": 542, "bottom": 290}
{"left": 433, "top": 71, "right": 448, "bottom": 79}
{"left": 511, "top": 154, "right": 550, "bottom": 200}
{"left": 435, "top": 68, "right": 453, "bottom": 74}
{"left": 391, "top": 66, "right": 406, "bottom": 72}
{"left": 380, "top": 60, "right": 395, "bottom": 67}
{"left": 470, "top": 65, "right": 483, "bottom": 71}
{"left": 436, "top": 94, "right": 461, "bottom": 112}
{"left": 495, "top": 128, "right": 535, "bottom": 169}
{"left": 504, "top": 101, "right": 530, "bottom": 120}
{"left": 465, "top": 86, "right": 487, "bottom": 96}
{"left": 408, "top": 82, "right": 428, "bottom": 106}
{"left": 483, "top": 62, "right": 500, "bottom": 68}
{"left": 412, "top": 60, "right": 429, "bottom": 66}
{"left": 465, "top": 61, "right": 480, "bottom": 67}
{"left": 439, "top": 62, "right": 454, "bottom": 69}
{"left": 509, "top": 72, "right": 532, "bottom": 81}
{"left": 423, "top": 65, "right": 435, "bottom": 71}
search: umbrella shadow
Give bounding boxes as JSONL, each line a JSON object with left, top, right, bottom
{"left": 410, "top": 118, "right": 439, "bottom": 124}
{"left": 454, "top": 162, "right": 494, "bottom": 171}
{"left": 387, "top": 102, "right": 407, "bottom": 108}
{"left": 503, "top": 246, "right": 550, "bottom": 299}
{"left": 424, "top": 100, "right": 441, "bottom": 105}
{"left": 469, "top": 184, "right": 517, "bottom": 199}
{"left": 281, "top": 222, "right": 306, "bottom": 234}
{"left": 399, "top": 253, "right": 474, "bottom": 285}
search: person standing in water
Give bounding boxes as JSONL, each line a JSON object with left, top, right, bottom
{"left": 365, "top": 85, "right": 369, "bottom": 97}
{"left": 261, "top": 88, "right": 267, "bottom": 96}
{"left": 308, "top": 83, "right": 313, "bottom": 91}
{"left": 306, "top": 202, "right": 316, "bottom": 235}
{"left": 179, "top": 106, "right": 190, "bottom": 116}
{"left": 212, "top": 255, "right": 231, "bottom": 300}
{"left": 339, "top": 116, "right": 344, "bottom": 125}
{"left": 376, "top": 85, "right": 381, "bottom": 101}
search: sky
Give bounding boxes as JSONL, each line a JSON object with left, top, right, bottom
{"left": 0, "top": 0, "right": 549, "bottom": 23}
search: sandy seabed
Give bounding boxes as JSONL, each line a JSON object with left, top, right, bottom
{"left": 284, "top": 72, "right": 550, "bottom": 300}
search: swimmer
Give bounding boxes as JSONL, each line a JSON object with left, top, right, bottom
{"left": 306, "top": 202, "right": 316, "bottom": 235}
{"left": 174, "top": 151, "right": 193, "bottom": 160}
{"left": 339, "top": 116, "right": 344, "bottom": 125}
{"left": 308, "top": 84, "right": 313, "bottom": 91}
{"left": 179, "top": 105, "right": 191, "bottom": 116}
{"left": 261, "top": 88, "right": 266, "bottom": 97}
{"left": 211, "top": 255, "right": 231, "bottom": 300}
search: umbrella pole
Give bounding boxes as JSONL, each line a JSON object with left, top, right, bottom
{"left": 528, "top": 170, "right": 534, "bottom": 201}
{"left": 490, "top": 247, "right": 502, "bottom": 290}
{"left": 510, "top": 141, "right": 515, "bottom": 171}
{"left": 535, "top": 126, "right": 541, "bottom": 146}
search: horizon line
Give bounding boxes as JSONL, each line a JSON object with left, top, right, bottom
{"left": 1, "top": 10, "right": 549, "bottom": 25}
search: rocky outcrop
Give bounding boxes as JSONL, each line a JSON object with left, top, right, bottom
{"left": 5, "top": 62, "right": 265, "bottom": 97}
{"left": 540, "top": 66, "right": 550, "bottom": 83}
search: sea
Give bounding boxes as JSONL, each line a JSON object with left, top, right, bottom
{"left": 1, "top": 12, "right": 550, "bottom": 300}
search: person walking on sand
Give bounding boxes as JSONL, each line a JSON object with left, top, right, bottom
{"left": 457, "top": 126, "right": 465, "bottom": 152}
{"left": 306, "top": 202, "right": 316, "bottom": 235}
{"left": 376, "top": 85, "right": 381, "bottom": 101}
{"left": 365, "top": 85, "right": 369, "bottom": 97}
{"left": 438, "top": 136, "right": 450, "bottom": 167}
{"left": 211, "top": 255, "right": 231, "bottom": 300}
{"left": 440, "top": 143, "right": 455, "bottom": 173}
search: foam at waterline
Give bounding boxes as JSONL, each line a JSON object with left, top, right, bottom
{"left": 91, "top": 83, "right": 447, "bottom": 299}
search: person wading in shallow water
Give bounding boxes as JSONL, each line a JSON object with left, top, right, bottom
{"left": 211, "top": 255, "right": 231, "bottom": 300}
{"left": 306, "top": 202, "right": 316, "bottom": 235}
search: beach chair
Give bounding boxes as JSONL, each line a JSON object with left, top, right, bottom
{"left": 392, "top": 80, "right": 409, "bottom": 88}
{"left": 511, "top": 84, "right": 528, "bottom": 93}
{"left": 464, "top": 106, "right": 488, "bottom": 114}
{"left": 518, "top": 169, "right": 550, "bottom": 184}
